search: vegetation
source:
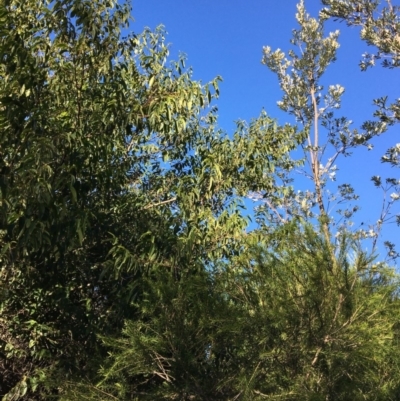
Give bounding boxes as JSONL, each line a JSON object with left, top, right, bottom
{"left": 0, "top": 0, "right": 399, "bottom": 400}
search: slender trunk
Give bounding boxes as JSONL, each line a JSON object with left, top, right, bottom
{"left": 310, "top": 86, "right": 337, "bottom": 271}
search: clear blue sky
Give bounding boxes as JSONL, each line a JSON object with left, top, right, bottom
{"left": 130, "top": 0, "right": 400, "bottom": 258}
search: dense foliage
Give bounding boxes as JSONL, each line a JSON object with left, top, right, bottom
{"left": 0, "top": 0, "right": 399, "bottom": 400}
{"left": 63, "top": 226, "right": 400, "bottom": 400}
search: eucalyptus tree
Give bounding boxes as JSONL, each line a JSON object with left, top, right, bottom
{"left": 0, "top": 0, "right": 296, "bottom": 399}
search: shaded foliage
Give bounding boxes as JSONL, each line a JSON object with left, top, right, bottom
{"left": 64, "top": 224, "right": 400, "bottom": 400}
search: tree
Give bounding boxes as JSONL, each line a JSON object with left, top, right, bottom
{"left": 0, "top": 0, "right": 295, "bottom": 398}
{"left": 240, "top": 2, "right": 400, "bottom": 398}
{"left": 219, "top": 224, "right": 400, "bottom": 400}
{"left": 319, "top": 0, "right": 400, "bottom": 254}
{"left": 64, "top": 222, "right": 400, "bottom": 401}
{"left": 256, "top": 0, "right": 400, "bottom": 261}
{"left": 2, "top": 0, "right": 399, "bottom": 399}
{"left": 320, "top": 0, "right": 400, "bottom": 72}
{"left": 60, "top": 2, "right": 400, "bottom": 396}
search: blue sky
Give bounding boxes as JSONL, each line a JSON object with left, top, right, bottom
{"left": 130, "top": 0, "right": 400, "bottom": 258}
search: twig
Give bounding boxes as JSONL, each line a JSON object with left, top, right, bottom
{"left": 142, "top": 197, "right": 177, "bottom": 210}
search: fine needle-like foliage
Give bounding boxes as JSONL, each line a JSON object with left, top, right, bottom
{"left": 221, "top": 225, "right": 400, "bottom": 400}
{"left": 64, "top": 224, "right": 400, "bottom": 401}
